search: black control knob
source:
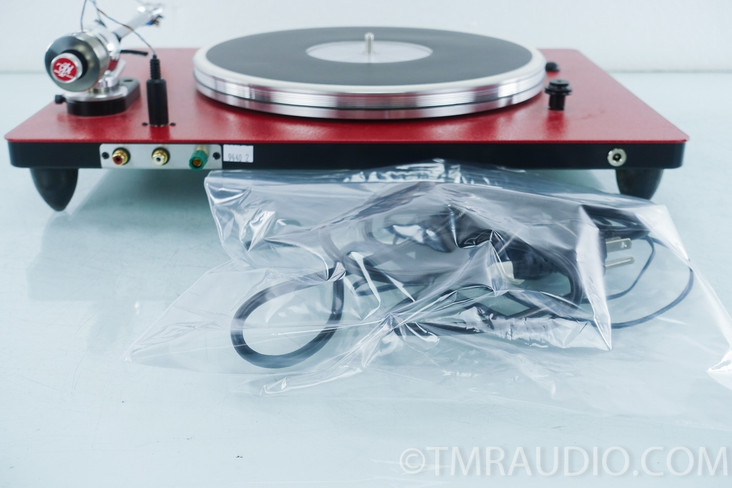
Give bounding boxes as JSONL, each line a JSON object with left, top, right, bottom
{"left": 545, "top": 79, "right": 572, "bottom": 111}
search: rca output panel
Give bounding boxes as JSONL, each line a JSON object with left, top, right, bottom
{"left": 99, "top": 144, "right": 223, "bottom": 170}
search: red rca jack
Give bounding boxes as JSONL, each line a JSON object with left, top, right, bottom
{"left": 111, "top": 148, "right": 130, "bottom": 166}
{"left": 151, "top": 147, "right": 170, "bottom": 166}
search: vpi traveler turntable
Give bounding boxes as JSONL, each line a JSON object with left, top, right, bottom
{"left": 5, "top": 3, "right": 687, "bottom": 210}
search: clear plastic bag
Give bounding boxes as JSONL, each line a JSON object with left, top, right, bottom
{"left": 128, "top": 161, "right": 732, "bottom": 413}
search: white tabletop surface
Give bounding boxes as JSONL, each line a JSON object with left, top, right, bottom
{"left": 2, "top": 71, "right": 731, "bottom": 487}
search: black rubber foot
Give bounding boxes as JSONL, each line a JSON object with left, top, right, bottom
{"left": 615, "top": 168, "right": 663, "bottom": 199}
{"left": 30, "top": 168, "right": 79, "bottom": 211}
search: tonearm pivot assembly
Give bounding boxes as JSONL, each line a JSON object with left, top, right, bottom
{"left": 44, "top": 2, "right": 163, "bottom": 116}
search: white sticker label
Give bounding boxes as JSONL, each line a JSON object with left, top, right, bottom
{"left": 222, "top": 144, "right": 254, "bottom": 163}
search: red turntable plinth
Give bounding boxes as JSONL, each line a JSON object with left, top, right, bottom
{"left": 6, "top": 44, "right": 687, "bottom": 209}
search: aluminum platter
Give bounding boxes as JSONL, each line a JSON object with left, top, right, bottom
{"left": 193, "top": 27, "right": 547, "bottom": 119}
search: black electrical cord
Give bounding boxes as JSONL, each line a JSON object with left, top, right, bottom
{"left": 230, "top": 206, "right": 694, "bottom": 368}
{"left": 231, "top": 270, "right": 344, "bottom": 369}
{"left": 608, "top": 237, "right": 695, "bottom": 328}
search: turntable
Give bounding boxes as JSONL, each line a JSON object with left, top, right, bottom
{"left": 4, "top": 4, "right": 687, "bottom": 210}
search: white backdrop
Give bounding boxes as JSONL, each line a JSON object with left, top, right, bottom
{"left": 3, "top": 0, "right": 732, "bottom": 72}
